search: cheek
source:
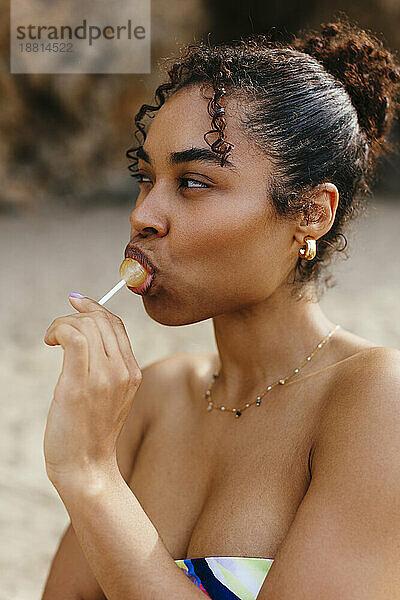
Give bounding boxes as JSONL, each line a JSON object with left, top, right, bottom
{"left": 176, "top": 198, "right": 263, "bottom": 252}
{"left": 142, "top": 205, "right": 291, "bottom": 326}
{"left": 171, "top": 201, "right": 283, "bottom": 293}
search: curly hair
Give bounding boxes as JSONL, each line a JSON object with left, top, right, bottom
{"left": 126, "top": 15, "right": 400, "bottom": 301}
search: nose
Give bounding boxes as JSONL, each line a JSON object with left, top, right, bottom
{"left": 129, "top": 197, "right": 169, "bottom": 238}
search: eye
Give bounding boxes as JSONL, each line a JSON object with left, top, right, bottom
{"left": 178, "top": 177, "right": 209, "bottom": 189}
{"left": 132, "top": 173, "right": 209, "bottom": 189}
{"left": 133, "top": 173, "right": 152, "bottom": 185}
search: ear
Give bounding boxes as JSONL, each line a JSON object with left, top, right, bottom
{"left": 293, "top": 182, "right": 339, "bottom": 246}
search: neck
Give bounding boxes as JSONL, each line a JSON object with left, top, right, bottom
{"left": 211, "top": 284, "right": 338, "bottom": 407}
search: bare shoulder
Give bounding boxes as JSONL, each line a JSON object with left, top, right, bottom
{"left": 123, "top": 351, "right": 214, "bottom": 451}
{"left": 134, "top": 352, "right": 210, "bottom": 426}
{"left": 118, "top": 352, "right": 196, "bottom": 476}
{"left": 140, "top": 351, "right": 195, "bottom": 391}
{"left": 329, "top": 344, "right": 400, "bottom": 399}
{"left": 259, "top": 346, "right": 400, "bottom": 598}
{"left": 313, "top": 345, "right": 400, "bottom": 467}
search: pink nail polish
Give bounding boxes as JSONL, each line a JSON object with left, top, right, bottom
{"left": 69, "top": 292, "right": 85, "bottom": 298}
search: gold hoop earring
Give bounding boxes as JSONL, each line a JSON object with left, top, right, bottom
{"left": 299, "top": 236, "right": 316, "bottom": 260}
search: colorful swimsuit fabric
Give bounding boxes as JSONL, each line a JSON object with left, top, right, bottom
{"left": 174, "top": 556, "right": 274, "bottom": 600}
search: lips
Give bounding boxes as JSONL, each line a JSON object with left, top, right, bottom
{"left": 126, "top": 272, "right": 155, "bottom": 295}
{"left": 124, "top": 245, "right": 157, "bottom": 275}
{"left": 124, "top": 244, "right": 157, "bottom": 295}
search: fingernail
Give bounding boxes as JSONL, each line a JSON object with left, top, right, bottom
{"left": 69, "top": 292, "right": 85, "bottom": 298}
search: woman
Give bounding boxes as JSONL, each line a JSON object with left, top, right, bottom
{"left": 41, "top": 17, "right": 400, "bottom": 600}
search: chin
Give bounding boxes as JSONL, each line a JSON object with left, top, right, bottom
{"left": 141, "top": 294, "right": 214, "bottom": 327}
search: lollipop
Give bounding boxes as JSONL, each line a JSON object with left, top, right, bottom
{"left": 97, "top": 258, "right": 150, "bottom": 305}
{"left": 119, "top": 257, "right": 149, "bottom": 287}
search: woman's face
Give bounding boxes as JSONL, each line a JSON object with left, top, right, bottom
{"left": 128, "top": 84, "right": 298, "bottom": 326}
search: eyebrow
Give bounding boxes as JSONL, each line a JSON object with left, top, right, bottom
{"left": 136, "top": 145, "right": 237, "bottom": 172}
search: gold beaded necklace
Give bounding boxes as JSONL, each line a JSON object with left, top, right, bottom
{"left": 205, "top": 324, "right": 340, "bottom": 418}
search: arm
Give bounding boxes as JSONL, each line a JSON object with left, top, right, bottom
{"left": 41, "top": 523, "right": 106, "bottom": 600}
{"left": 257, "top": 347, "right": 400, "bottom": 599}
{"left": 45, "top": 351, "right": 207, "bottom": 600}
{"left": 56, "top": 467, "right": 208, "bottom": 600}
{"left": 40, "top": 355, "right": 182, "bottom": 600}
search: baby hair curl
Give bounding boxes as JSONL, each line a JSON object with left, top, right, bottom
{"left": 126, "top": 15, "right": 400, "bottom": 301}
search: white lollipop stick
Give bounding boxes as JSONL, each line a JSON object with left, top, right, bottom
{"left": 98, "top": 279, "right": 126, "bottom": 305}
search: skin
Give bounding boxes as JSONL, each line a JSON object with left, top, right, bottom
{"left": 42, "top": 82, "right": 400, "bottom": 599}
{"left": 129, "top": 83, "right": 369, "bottom": 405}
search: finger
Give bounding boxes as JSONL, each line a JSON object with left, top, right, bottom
{"left": 76, "top": 315, "right": 110, "bottom": 374}
{"left": 50, "top": 322, "right": 89, "bottom": 381}
{"left": 68, "top": 295, "right": 128, "bottom": 357}
{"left": 45, "top": 320, "right": 82, "bottom": 346}
{"left": 46, "top": 314, "right": 108, "bottom": 374}
{"left": 69, "top": 296, "right": 137, "bottom": 370}
{"left": 69, "top": 295, "right": 117, "bottom": 318}
{"left": 85, "top": 310, "right": 122, "bottom": 360}
{"left": 108, "top": 318, "right": 136, "bottom": 368}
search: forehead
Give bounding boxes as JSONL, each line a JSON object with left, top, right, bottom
{"left": 141, "top": 84, "right": 266, "bottom": 171}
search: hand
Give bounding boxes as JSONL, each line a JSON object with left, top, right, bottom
{"left": 43, "top": 296, "right": 142, "bottom": 487}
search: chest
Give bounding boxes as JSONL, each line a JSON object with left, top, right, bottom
{"left": 127, "top": 383, "right": 325, "bottom": 561}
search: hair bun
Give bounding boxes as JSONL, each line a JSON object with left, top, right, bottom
{"left": 291, "top": 16, "right": 400, "bottom": 158}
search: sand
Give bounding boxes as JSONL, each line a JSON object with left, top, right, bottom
{"left": 1, "top": 198, "right": 399, "bottom": 599}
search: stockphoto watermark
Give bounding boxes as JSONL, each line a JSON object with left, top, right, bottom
{"left": 11, "top": 0, "right": 151, "bottom": 74}
{"left": 16, "top": 20, "right": 147, "bottom": 47}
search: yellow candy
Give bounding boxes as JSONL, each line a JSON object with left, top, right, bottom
{"left": 119, "top": 257, "right": 149, "bottom": 287}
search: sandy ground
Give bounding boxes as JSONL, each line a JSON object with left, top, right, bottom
{"left": 0, "top": 198, "right": 399, "bottom": 599}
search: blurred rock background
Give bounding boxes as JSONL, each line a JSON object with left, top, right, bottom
{"left": 1, "top": 0, "right": 399, "bottom": 213}
{"left": 0, "top": 0, "right": 399, "bottom": 598}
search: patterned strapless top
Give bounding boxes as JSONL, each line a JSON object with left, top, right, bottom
{"left": 174, "top": 556, "right": 274, "bottom": 599}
